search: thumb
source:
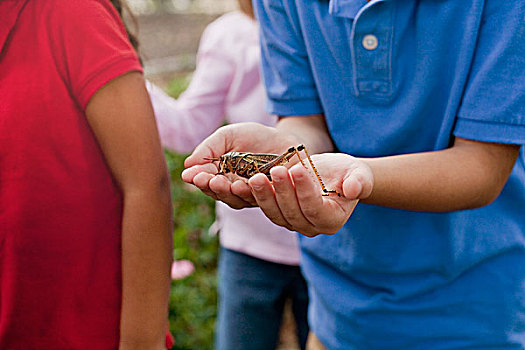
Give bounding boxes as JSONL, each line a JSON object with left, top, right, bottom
{"left": 184, "top": 128, "right": 229, "bottom": 168}
{"left": 342, "top": 168, "right": 373, "bottom": 200}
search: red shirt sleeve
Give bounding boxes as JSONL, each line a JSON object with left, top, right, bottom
{"left": 48, "top": 0, "right": 143, "bottom": 110}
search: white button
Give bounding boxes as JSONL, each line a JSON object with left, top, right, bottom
{"left": 362, "top": 34, "right": 378, "bottom": 50}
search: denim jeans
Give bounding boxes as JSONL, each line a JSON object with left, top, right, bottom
{"left": 216, "top": 247, "right": 309, "bottom": 350}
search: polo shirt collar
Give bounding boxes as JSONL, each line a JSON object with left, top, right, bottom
{"left": 329, "top": 0, "right": 385, "bottom": 19}
{"left": 0, "top": 0, "right": 30, "bottom": 54}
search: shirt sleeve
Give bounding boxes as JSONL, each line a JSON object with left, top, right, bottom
{"left": 146, "top": 20, "right": 236, "bottom": 153}
{"left": 454, "top": 1, "right": 525, "bottom": 144}
{"left": 48, "top": 0, "right": 142, "bottom": 111}
{"left": 255, "top": 0, "right": 323, "bottom": 116}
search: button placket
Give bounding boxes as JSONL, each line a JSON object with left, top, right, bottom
{"left": 350, "top": 0, "right": 395, "bottom": 101}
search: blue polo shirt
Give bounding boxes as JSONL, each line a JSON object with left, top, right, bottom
{"left": 255, "top": 0, "right": 525, "bottom": 348}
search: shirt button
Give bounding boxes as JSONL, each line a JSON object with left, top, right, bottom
{"left": 362, "top": 34, "right": 378, "bottom": 50}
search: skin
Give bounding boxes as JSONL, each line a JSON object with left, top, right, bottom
{"left": 86, "top": 72, "right": 173, "bottom": 350}
{"left": 182, "top": 115, "right": 520, "bottom": 237}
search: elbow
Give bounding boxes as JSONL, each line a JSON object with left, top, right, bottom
{"left": 451, "top": 138, "right": 519, "bottom": 211}
{"left": 460, "top": 179, "right": 508, "bottom": 211}
{"left": 156, "top": 170, "right": 173, "bottom": 205}
{"left": 122, "top": 169, "right": 172, "bottom": 208}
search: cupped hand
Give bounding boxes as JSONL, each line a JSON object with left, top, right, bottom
{"left": 181, "top": 122, "right": 300, "bottom": 209}
{"left": 247, "top": 153, "right": 374, "bottom": 237}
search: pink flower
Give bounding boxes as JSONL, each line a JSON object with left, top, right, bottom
{"left": 171, "top": 260, "right": 195, "bottom": 280}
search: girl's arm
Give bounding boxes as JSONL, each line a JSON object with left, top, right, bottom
{"left": 147, "top": 24, "right": 236, "bottom": 154}
{"left": 86, "top": 72, "right": 172, "bottom": 349}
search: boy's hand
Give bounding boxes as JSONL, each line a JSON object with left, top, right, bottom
{"left": 248, "top": 153, "right": 373, "bottom": 236}
{"left": 182, "top": 122, "right": 300, "bottom": 209}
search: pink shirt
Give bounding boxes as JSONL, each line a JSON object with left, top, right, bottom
{"left": 147, "top": 11, "right": 300, "bottom": 265}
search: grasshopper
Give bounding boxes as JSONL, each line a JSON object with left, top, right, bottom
{"left": 204, "top": 145, "right": 339, "bottom": 196}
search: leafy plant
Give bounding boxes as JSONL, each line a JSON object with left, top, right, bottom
{"left": 166, "top": 73, "right": 193, "bottom": 98}
{"left": 166, "top": 151, "right": 218, "bottom": 350}
{"left": 162, "top": 74, "right": 219, "bottom": 350}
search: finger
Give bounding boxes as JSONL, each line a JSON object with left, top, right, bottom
{"left": 286, "top": 165, "right": 323, "bottom": 230}
{"left": 270, "top": 166, "right": 316, "bottom": 232}
{"left": 209, "top": 176, "right": 254, "bottom": 209}
{"left": 184, "top": 128, "right": 229, "bottom": 168}
{"left": 342, "top": 167, "right": 373, "bottom": 199}
{"left": 181, "top": 163, "right": 218, "bottom": 184}
{"left": 191, "top": 172, "right": 219, "bottom": 201}
{"left": 342, "top": 178, "right": 362, "bottom": 200}
{"left": 293, "top": 163, "right": 360, "bottom": 234}
{"left": 248, "top": 173, "right": 293, "bottom": 230}
{"left": 231, "top": 180, "right": 258, "bottom": 207}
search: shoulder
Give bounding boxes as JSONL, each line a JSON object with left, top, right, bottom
{"left": 474, "top": 0, "right": 525, "bottom": 32}
{"left": 36, "top": 0, "right": 130, "bottom": 52}
{"left": 483, "top": 0, "right": 525, "bottom": 17}
{"left": 46, "top": 0, "right": 118, "bottom": 16}
{"left": 206, "top": 11, "right": 255, "bottom": 32}
{"left": 32, "top": 0, "right": 140, "bottom": 109}
{"left": 35, "top": 0, "right": 123, "bottom": 31}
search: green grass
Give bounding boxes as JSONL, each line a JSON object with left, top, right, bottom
{"left": 162, "top": 74, "right": 219, "bottom": 350}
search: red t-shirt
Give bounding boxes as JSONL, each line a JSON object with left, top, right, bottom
{"left": 0, "top": 0, "right": 142, "bottom": 348}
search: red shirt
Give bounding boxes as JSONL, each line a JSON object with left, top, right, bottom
{"left": 0, "top": 0, "right": 142, "bottom": 348}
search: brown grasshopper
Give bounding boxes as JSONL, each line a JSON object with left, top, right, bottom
{"left": 204, "top": 145, "right": 339, "bottom": 196}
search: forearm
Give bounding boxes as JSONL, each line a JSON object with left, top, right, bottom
{"left": 84, "top": 72, "right": 174, "bottom": 348}
{"left": 146, "top": 81, "right": 223, "bottom": 154}
{"left": 361, "top": 138, "right": 520, "bottom": 212}
{"left": 146, "top": 26, "right": 236, "bottom": 154}
{"left": 120, "top": 183, "right": 173, "bottom": 349}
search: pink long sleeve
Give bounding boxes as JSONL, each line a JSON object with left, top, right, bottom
{"left": 147, "top": 22, "right": 236, "bottom": 153}
{"left": 148, "top": 12, "right": 277, "bottom": 153}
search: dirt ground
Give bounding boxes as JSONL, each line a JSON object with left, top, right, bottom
{"left": 137, "top": 12, "right": 301, "bottom": 350}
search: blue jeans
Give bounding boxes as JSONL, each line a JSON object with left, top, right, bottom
{"left": 216, "top": 247, "right": 309, "bottom": 350}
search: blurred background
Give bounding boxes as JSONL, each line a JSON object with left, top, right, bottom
{"left": 131, "top": 0, "right": 236, "bottom": 87}
{"left": 127, "top": 1, "right": 301, "bottom": 349}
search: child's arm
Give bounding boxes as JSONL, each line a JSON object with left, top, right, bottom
{"left": 147, "top": 22, "right": 237, "bottom": 154}
{"left": 360, "top": 137, "right": 520, "bottom": 211}
{"left": 248, "top": 117, "right": 519, "bottom": 235}
{"left": 183, "top": 115, "right": 520, "bottom": 236}
{"left": 86, "top": 71, "right": 172, "bottom": 349}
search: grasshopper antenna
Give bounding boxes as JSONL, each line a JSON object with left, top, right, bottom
{"left": 203, "top": 157, "right": 220, "bottom": 161}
